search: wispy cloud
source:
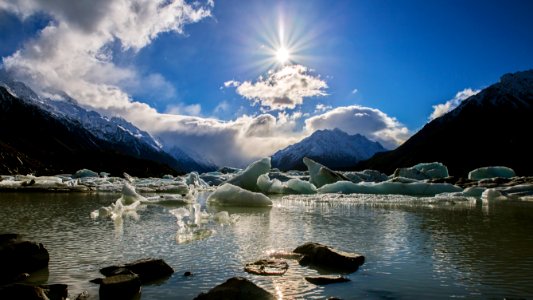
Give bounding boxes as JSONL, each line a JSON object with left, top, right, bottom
{"left": 230, "top": 64, "right": 328, "bottom": 110}
{"left": 429, "top": 88, "right": 480, "bottom": 121}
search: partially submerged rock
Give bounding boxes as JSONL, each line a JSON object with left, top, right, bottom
{"left": 0, "top": 234, "right": 49, "bottom": 284}
{"left": 468, "top": 166, "right": 516, "bottom": 181}
{"left": 99, "top": 258, "right": 174, "bottom": 284}
{"left": 194, "top": 277, "right": 275, "bottom": 300}
{"left": 227, "top": 157, "right": 271, "bottom": 192}
{"left": 97, "top": 274, "right": 141, "bottom": 300}
{"left": 305, "top": 275, "right": 350, "bottom": 285}
{"left": 293, "top": 242, "right": 365, "bottom": 273}
{"left": 244, "top": 259, "right": 289, "bottom": 276}
{"left": 208, "top": 183, "right": 272, "bottom": 207}
{"left": 303, "top": 157, "right": 349, "bottom": 188}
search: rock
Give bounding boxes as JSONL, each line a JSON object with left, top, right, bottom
{"left": 268, "top": 251, "right": 304, "bottom": 260}
{"left": 99, "top": 258, "right": 174, "bottom": 284}
{"left": 244, "top": 259, "right": 289, "bottom": 276}
{"left": 0, "top": 234, "right": 49, "bottom": 284}
{"left": 184, "top": 271, "right": 193, "bottom": 277}
{"left": 293, "top": 242, "right": 365, "bottom": 273}
{"left": 303, "top": 157, "right": 350, "bottom": 188}
{"left": 0, "top": 284, "right": 67, "bottom": 300}
{"left": 468, "top": 166, "right": 516, "bottom": 181}
{"left": 98, "top": 274, "right": 141, "bottom": 300}
{"left": 305, "top": 276, "right": 350, "bottom": 285}
{"left": 194, "top": 277, "right": 275, "bottom": 300}
{"left": 75, "top": 291, "right": 90, "bottom": 300}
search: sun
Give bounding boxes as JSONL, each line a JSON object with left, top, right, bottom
{"left": 275, "top": 47, "right": 291, "bottom": 64}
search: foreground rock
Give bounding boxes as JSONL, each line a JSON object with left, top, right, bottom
{"left": 294, "top": 242, "right": 365, "bottom": 273}
{"left": 0, "top": 234, "right": 49, "bottom": 284}
{"left": 305, "top": 276, "right": 350, "bottom": 285}
{"left": 0, "top": 284, "right": 68, "bottom": 300}
{"left": 96, "top": 274, "right": 141, "bottom": 300}
{"left": 194, "top": 277, "right": 275, "bottom": 300}
{"left": 244, "top": 259, "right": 289, "bottom": 275}
{"left": 99, "top": 258, "right": 174, "bottom": 284}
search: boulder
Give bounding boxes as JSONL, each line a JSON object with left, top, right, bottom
{"left": 0, "top": 234, "right": 49, "bottom": 284}
{"left": 0, "top": 284, "right": 67, "bottom": 300}
{"left": 303, "top": 157, "right": 349, "bottom": 188}
{"left": 99, "top": 258, "right": 174, "bottom": 284}
{"left": 305, "top": 276, "right": 350, "bottom": 285}
{"left": 194, "top": 277, "right": 275, "bottom": 300}
{"left": 97, "top": 274, "right": 141, "bottom": 300}
{"left": 244, "top": 259, "right": 289, "bottom": 276}
{"left": 293, "top": 242, "right": 364, "bottom": 273}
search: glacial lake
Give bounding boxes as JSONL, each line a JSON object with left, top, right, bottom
{"left": 1, "top": 192, "right": 533, "bottom": 299}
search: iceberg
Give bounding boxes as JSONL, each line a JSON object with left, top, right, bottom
{"left": 344, "top": 169, "right": 389, "bottom": 183}
{"left": 318, "top": 180, "right": 462, "bottom": 196}
{"left": 90, "top": 183, "right": 145, "bottom": 220}
{"left": 468, "top": 166, "right": 516, "bottom": 181}
{"left": 73, "top": 169, "right": 99, "bottom": 178}
{"left": 186, "top": 172, "right": 209, "bottom": 188}
{"left": 393, "top": 162, "right": 449, "bottom": 180}
{"left": 208, "top": 183, "right": 272, "bottom": 207}
{"left": 303, "top": 157, "right": 349, "bottom": 188}
{"left": 227, "top": 157, "right": 271, "bottom": 192}
{"left": 482, "top": 184, "right": 533, "bottom": 201}
{"left": 257, "top": 174, "right": 285, "bottom": 194}
{"left": 286, "top": 178, "right": 317, "bottom": 194}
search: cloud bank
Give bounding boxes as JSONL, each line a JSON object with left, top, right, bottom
{"left": 429, "top": 88, "right": 480, "bottom": 121}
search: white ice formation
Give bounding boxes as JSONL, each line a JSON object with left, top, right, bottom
{"left": 318, "top": 180, "right": 462, "bottom": 196}
{"left": 393, "top": 162, "right": 449, "bottom": 180}
{"left": 208, "top": 183, "right": 272, "bottom": 207}
{"left": 468, "top": 166, "right": 516, "bottom": 180}
{"left": 227, "top": 157, "right": 271, "bottom": 192}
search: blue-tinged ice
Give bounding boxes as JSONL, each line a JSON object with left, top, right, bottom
{"left": 303, "top": 157, "right": 348, "bottom": 188}
{"left": 393, "top": 162, "right": 449, "bottom": 180}
{"left": 317, "top": 180, "right": 462, "bottom": 196}
{"left": 227, "top": 157, "right": 271, "bottom": 191}
{"left": 468, "top": 166, "right": 516, "bottom": 180}
{"left": 208, "top": 183, "right": 272, "bottom": 206}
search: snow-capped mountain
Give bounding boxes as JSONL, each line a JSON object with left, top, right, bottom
{"left": 0, "top": 72, "right": 214, "bottom": 175}
{"left": 358, "top": 69, "right": 533, "bottom": 176}
{"left": 271, "top": 128, "right": 386, "bottom": 171}
{"left": 166, "top": 146, "right": 217, "bottom": 173}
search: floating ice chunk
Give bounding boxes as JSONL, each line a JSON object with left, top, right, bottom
{"left": 468, "top": 166, "right": 516, "bottom": 180}
{"left": 227, "top": 157, "right": 271, "bottom": 192}
{"left": 482, "top": 184, "right": 533, "bottom": 201}
{"left": 482, "top": 188, "right": 508, "bottom": 201}
{"left": 286, "top": 178, "right": 317, "bottom": 194}
{"left": 344, "top": 170, "right": 389, "bottom": 183}
{"left": 463, "top": 186, "right": 486, "bottom": 197}
{"left": 208, "top": 183, "right": 272, "bottom": 207}
{"left": 257, "top": 174, "right": 285, "bottom": 194}
{"left": 186, "top": 172, "right": 209, "bottom": 188}
{"left": 73, "top": 169, "right": 99, "bottom": 178}
{"left": 91, "top": 183, "right": 144, "bottom": 221}
{"left": 393, "top": 162, "right": 449, "bottom": 180}
{"left": 303, "top": 157, "right": 349, "bottom": 188}
{"left": 318, "top": 180, "right": 462, "bottom": 196}
{"left": 170, "top": 204, "right": 213, "bottom": 244}
{"left": 200, "top": 172, "right": 230, "bottom": 186}
{"left": 213, "top": 211, "right": 238, "bottom": 225}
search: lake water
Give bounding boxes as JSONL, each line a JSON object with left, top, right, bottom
{"left": 1, "top": 192, "right": 533, "bottom": 299}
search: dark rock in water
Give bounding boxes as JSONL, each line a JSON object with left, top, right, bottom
{"left": 0, "top": 234, "right": 49, "bottom": 284}
{"left": 427, "top": 176, "right": 457, "bottom": 184}
{"left": 194, "top": 277, "right": 275, "bottom": 300}
{"left": 293, "top": 242, "right": 364, "bottom": 273}
{"left": 184, "top": 271, "right": 193, "bottom": 277}
{"left": 305, "top": 276, "right": 350, "bottom": 285}
{"left": 0, "top": 284, "right": 67, "bottom": 300}
{"left": 100, "top": 258, "right": 174, "bottom": 284}
{"left": 477, "top": 177, "right": 512, "bottom": 188}
{"left": 268, "top": 251, "right": 304, "bottom": 260}
{"left": 454, "top": 177, "right": 478, "bottom": 188}
{"left": 98, "top": 274, "right": 141, "bottom": 300}
{"left": 244, "top": 259, "right": 289, "bottom": 276}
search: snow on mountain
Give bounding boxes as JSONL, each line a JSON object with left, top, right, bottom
{"left": 271, "top": 128, "right": 386, "bottom": 171}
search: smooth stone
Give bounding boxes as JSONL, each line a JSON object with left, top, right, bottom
{"left": 0, "top": 234, "right": 49, "bottom": 284}
{"left": 293, "top": 242, "right": 365, "bottom": 273}
{"left": 98, "top": 274, "right": 141, "bottom": 300}
{"left": 99, "top": 258, "right": 174, "bottom": 284}
{"left": 244, "top": 259, "right": 289, "bottom": 276}
{"left": 305, "top": 276, "right": 350, "bottom": 285}
{"left": 194, "top": 277, "right": 275, "bottom": 300}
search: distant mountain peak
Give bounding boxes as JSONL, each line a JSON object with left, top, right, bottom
{"left": 271, "top": 128, "right": 386, "bottom": 171}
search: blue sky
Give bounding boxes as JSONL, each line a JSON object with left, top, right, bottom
{"left": 1, "top": 0, "right": 533, "bottom": 165}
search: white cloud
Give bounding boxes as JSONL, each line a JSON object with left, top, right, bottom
{"left": 351, "top": 88, "right": 358, "bottom": 94}
{"left": 315, "top": 103, "right": 332, "bottom": 112}
{"left": 429, "top": 88, "right": 480, "bottom": 121}
{"left": 166, "top": 103, "right": 202, "bottom": 116}
{"left": 305, "top": 105, "right": 411, "bottom": 149}
{"left": 223, "top": 80, "right": 240, "bottom": 88}
{"left": 232, "top": 64, "right": 328, "bottom": 110}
